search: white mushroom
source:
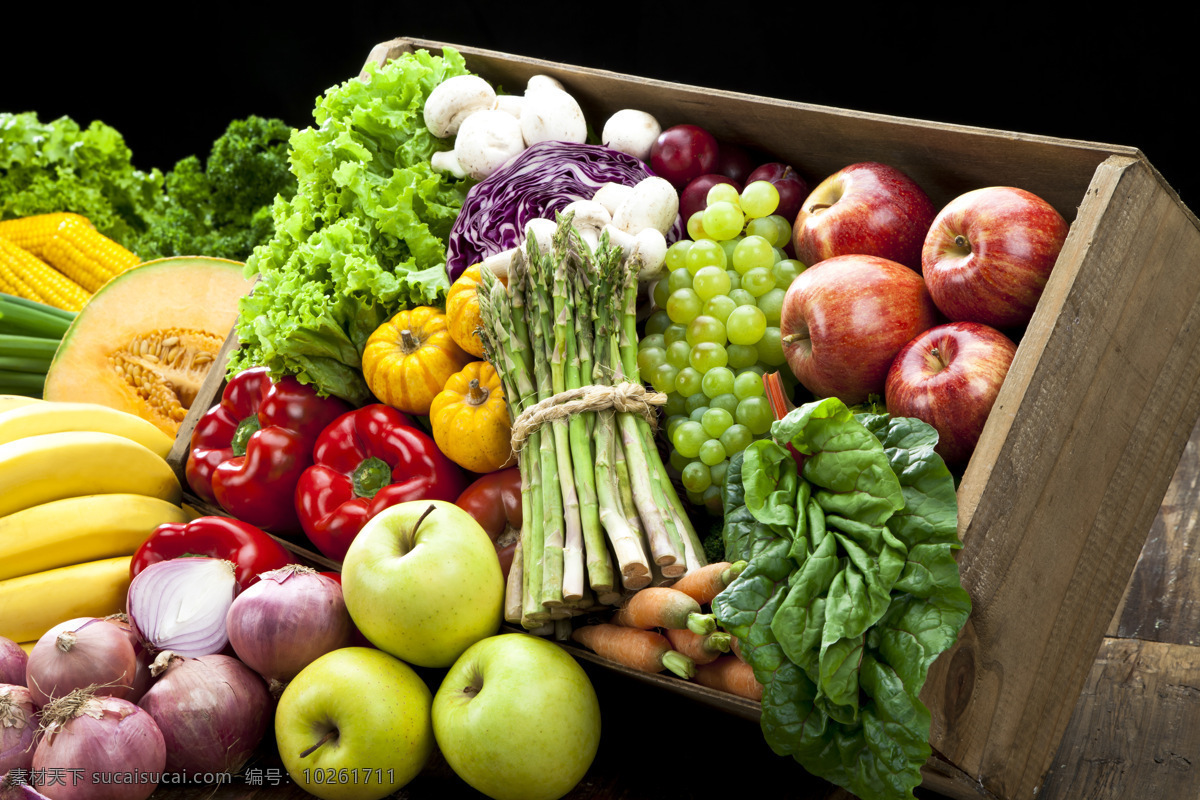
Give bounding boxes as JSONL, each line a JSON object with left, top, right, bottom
{"left": 524, "top": 218, "right": 558, "bottom": 253}
{"left": 480, "top": 248, "right": 518, "bottom": 281}
{"left": 526, "top": 75, "right": 566, "bottom": 93}
{"left": 495, "top": 94, "right": 524, "bottom": 119}
{"left": 561, "top": 200, "right": 612, "bottom": 236}
{"left": 601, "top": 109, "right": 662, "bottom": 162}
{"left": 602, "top": 223, "right": 637, "bottom": 253}
{"left": 612, "top": 176, "right": 680, "bottom": 235}
{"left": 423, "top": 75, "right": 498, "bottom": 138}
{"left": 430, "top": 150, "right": 467, "bottom": 179}
{"left": 454, "top": 110, "right": 526, "bottom": 181}
{"left": 592, "top": 183, "right": 634, "bottom": 217}
{"left": 631, "top": 228, "right": 668, "bottom": 281}
{"left": 520, "top": 87, "right": 587, "bottom": 147}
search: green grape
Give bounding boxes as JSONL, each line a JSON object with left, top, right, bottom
{"left": 666, "top": 288, "right": 702, "bottom": 324}
{"left": 687, "top": 488, "right": 705, "bottom": 506}
{"left": 652, "top": 278, "right": 670, "bottom": 309}
{"left": 681, "top": 460, "right": 712, "bottom": 493}
{"left": 700, "top": 366, "right": 735, "bottom": 398}
{"left": 674, "top": 366, "right": 704, "bottom": 397}
{"left": 636, "top": 345, "right": 666, "bottom": 377}
{"left": 669, "top": 448, "right": 691, "bottom": 474}
{"left": 728, "top": 288, "right": 756, "bottom": 307}
{"left": 709, "top": 392, "right": 739, "bottom": 415}
{"left": 719, "top": 423, "right": 754, "bottom": 455}
{"left": 671, "top": 420, "right": 707, "bottom": 459}
{"left": 766, "top": 215, "right": 793, "bottom": 248}
{"left": 734, "top": 370, "right": 766, "bottom": 400}
{"left": 684, "top": 391, "right": 711, "bottom": 415}
{"left": 685, "top": 239, "right": 727, "bottom": 273}
{"left": 702, "top": 200, "right": 745, "bottom": 241}
{"left": 665, "top": 340, "right": 692, "bottom": 369}
{"left": 687, "top": 211, "right": 708, "bottom": 241}
{"left": 773, "top": 247, "right": 788, "bottom": 263}
{"left": 736, "top": 396, "right": 774, "bottom": 435}
{"left": 725, "top": 269, "right": 741, "bottom": 291}
{"left": 702, "top": 293, "right": 736, "bottom": 324}
{"left": 756, "top": 288, "right": 786, "bottom": 327}
{"left": 667, "top": 267, "right": 695, "bottom": 295}
{"left": 663, "top": 323, "right": 687, "bottom": 347}
{"left": 688, "top": 341, "right": 728, "bottom": 373}
{"left": 772, "top": 258, "right": 806, "bottom": 286}
{"left": 726, "top": 304, "right": 767, "bottom": 346}
{"left": 663, "top": 392, "right": 687, "bottom": 417}
{"left": 685, "top": 315, "right": 727, "bottom": 347}
{"left": 720, "top": 236, "right": 743, "bottom": 264}
{"left": 666, "top": 414, "right": 687, "bottom": 441}
{"left": 665, "top": 240, "right": 693, "bottom": 271}
{"left": 643, "top": 308, "right": 671, "bottom": 337}
{"left": 726, "top": 343, "right": 759, "bottom": 370}
{"left": 651, "top": 362, "right": 680, "bottom": 394}
{"left": 689, "top": 404, "right": 710, "bottom": 423}
{"left": 702, "top": 485, "right": 723, "bottom": 515}
{"left": 701, "top": 407, "right": 734, "bottom": 438}
{"left": 740, "top": 180, "right": 780, "bottom": 218}
{"left": 692, "top": 266, "right": 732, "bottom": 301}
{"left": 756, "top": 328, "right": 788, "bottom": 366}
{"left": 698, "top": 439, "right": 727, "bottom": 467}
{"left": 706, "top": 183, "right": 741, "bottom": 206}
{"left": 708, "top": 459, "right": 729, "bottom": 487}
{"left": 639, "top": 333, "right": 666, "bottom": 351}
{"left": 731, "top": 235, "right": 776, "bottom": 274}
{"left": 741, "top": 267, "right": 777, "bottom": 298}
{"left": 744, "top": 216, "right": 779, "bottom": 245}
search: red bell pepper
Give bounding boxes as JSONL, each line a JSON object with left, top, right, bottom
{"left": 186, "top": 366, "right": 351, "bottom": 532}
{"left": 130, "top": 516, "right": 294, "bottom": 590}
{"left": 455, "top": 467, "right": 522, "bottom": 579}
{"left": 295, "top": 404, "right": 469, "bottom": 562}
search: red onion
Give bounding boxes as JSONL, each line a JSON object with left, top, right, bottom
{"left": 126, "top": 558, "right": 238, "bottom": 658}
{"left": 136, "top": 651, "right": 270, "bottom": 774}
{"left": 33, "top": 689, "right": 164, "bottom": 800}
{"left": 97, "top": 616, "right": 153, "bottom": 703}
{"left": 1, "top": 685, "right": 37, "bottom": 775}
{"left": 225, "top": 565, "right": 353, "bottom": 694}
{"left": 0, "top": 774, "right": 52, "bottom": 800}
{"left": 0, "top": 640, "right": 25, "bottom": 688}
{"left": 24, "top": 620, "right": 137, "bottom": 708}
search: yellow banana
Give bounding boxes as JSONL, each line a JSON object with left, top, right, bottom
{"left": 0, "top": 493, "right": 188, "bottom": 581}
{"left": 0, "top": 556, "right": 132, "bottom": 643}
{"left": 0, "top": 401, "right": 175, "bottom": 458}
{"left": 0, "top": 431, "right": 182, "bottom": 518}
{"left": 0, "top": 394, "right": 42, "bottom": 414}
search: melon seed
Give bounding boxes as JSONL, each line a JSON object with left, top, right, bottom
{"left": 108, "top": 328, "right": 226, "bottom": 427}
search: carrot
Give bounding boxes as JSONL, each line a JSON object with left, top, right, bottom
{"left": 572, "top": 623, "right": 695, "bottom": 678}
{"left": 693, "top": 654, "right": 763, "bottom": 701}
{"left": 729, "top": 634, "right": 746, "bottom": 663}
{"left": 670, "top": 560, "right": 747, "bottom": 605}
{"left": 664, "top": 627, "right": 731, "bottom": 665}
{"left": 612, "top": 586, "right": 715, "bottom": 634}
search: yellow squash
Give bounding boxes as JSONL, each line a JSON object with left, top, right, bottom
{"left": 430, "top": 360, "right": 516, "bottom": 474}
{"left": 445, "top": 264, "right": 500, "bottom": 359}
{"left": 362, "top": 306, "right": 474, "bottom": 415}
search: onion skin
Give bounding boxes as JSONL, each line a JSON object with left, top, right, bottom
{"left": 225, "top": 566, "right": 354, "bottom": 694}
{"left": 1, "top": 684, "right": 37, "bottom": 774}
{"left": 126, "top": 557, "right": 238, "bottom": 658}
{"left": 136, "top": 653, "right": 271, "bottom": 775}
{"left": 24, "top": 620, "right": 138, "bottom": 708}
{"left": 97, "top": 616, "right": 153, "bottom": 704}
{"left": 0, "top": 638, "right": 26, "bottom": 686}
{"left": 0, "top": 775, "right": 52, "bottom": 799}
{"left": 33, "top": 692, "right": 165, "bottom": 800}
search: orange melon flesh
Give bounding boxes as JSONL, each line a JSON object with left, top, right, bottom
{"left": 43, "top": 256, "right": 255, "bottom": 438}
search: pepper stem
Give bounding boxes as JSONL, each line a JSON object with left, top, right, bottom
{"left": 351, "top": 457, "right": 393, "bottom": 499}
{"left": 230, "top": 415, "right": 262, "bottom": 457}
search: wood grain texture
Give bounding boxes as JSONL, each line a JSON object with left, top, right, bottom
{"left": 924, "top": 156, "right": 1200, "bottom": 800}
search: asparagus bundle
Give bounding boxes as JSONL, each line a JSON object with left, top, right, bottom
{"left": 477, "top": 216, "right": 705, "bottom": 629}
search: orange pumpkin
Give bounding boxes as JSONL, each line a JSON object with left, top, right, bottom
{"left": 361, "top": 306, "right": 474, "bottom": 415}
{"left": 445, "top": 263, "right": 505, "bottom": 359}
{"left": 430, "top": 360, "right": 516, "bottom": 474}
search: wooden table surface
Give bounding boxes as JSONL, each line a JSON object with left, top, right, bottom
{"left": 141, "top": 420, "right": 1200, "bottom": 800}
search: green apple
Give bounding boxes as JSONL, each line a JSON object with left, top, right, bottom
{"left": 341, "top": 500, "right": 504, "bottom": 668}
{"left": 433, "top": 633, "right": 602, "bottom": 800}
{"left": 274, "top": 647, "right": 434, "bottom": 800}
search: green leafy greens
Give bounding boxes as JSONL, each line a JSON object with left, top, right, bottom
{"left": 712, "top": 397, "right": 970, "bottom": 800}
{"left": 226, "top": 48, "right": 472, "bottom": 405}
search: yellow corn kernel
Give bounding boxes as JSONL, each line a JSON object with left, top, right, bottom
{"left": 0, "top": 213, "right": 93, "bottom": 259}
{"left": 41, "top": 217, "right": 140, "bottom": 294}
{"left": 0, "top": 237, "right": 91, "bottom": 312}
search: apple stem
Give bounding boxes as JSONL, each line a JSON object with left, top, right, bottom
{"left": 809, "top": 203, "right": 832, "bottom": 213}
{"left": 414, "top": 503, "right": 436, "bottom": 536}
{"left": 299, "top": 729, "right": 338, "bottom": 759}
{"left": 953, "top": 234, "right": 970, "bottom": 250}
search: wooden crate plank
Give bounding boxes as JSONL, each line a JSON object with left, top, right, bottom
{"left": 924, "top": 157, "right": 1200, "bottom": 799}
{"left": 1037, "top": 638, "right": 1200, "bottom": 799}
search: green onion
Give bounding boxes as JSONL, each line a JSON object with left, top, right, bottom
{"left": 0, "top": 293, "right": 74, "bottom": 339}
{"left": 0, "top": 334, "right": 59, "bottom": 361}
{"left": 0, "top": 370, "right": 45, "bottom": 397}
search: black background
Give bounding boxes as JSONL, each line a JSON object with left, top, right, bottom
{"left": 1, "top": 7, "right": 1193, "bottom": 208}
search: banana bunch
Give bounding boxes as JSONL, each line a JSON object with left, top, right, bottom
{"left": 0, "top": 395, "right": 188, "bottom": 644}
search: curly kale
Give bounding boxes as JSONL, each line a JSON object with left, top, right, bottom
{"left": 132, "top": 116, "right": 296, "bottom": 261}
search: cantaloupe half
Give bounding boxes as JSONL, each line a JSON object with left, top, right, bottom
{"left": 43, "top": 256, "right": 255, "bottom": 438}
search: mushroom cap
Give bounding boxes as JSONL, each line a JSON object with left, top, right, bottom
{"left": 424, "top": 74, "right": 498, "bottom": 138}
{"left": 520, "top": 88, "right": 587, "bottom": 147}
{"left": 602, "top": 109, "right": 662, "bottom": 162}
{"left": 455, "top": 110, "right": 527, "bottom": 181}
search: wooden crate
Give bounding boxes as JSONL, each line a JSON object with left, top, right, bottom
{"left": 169, "top": 36, "right": 1200, "bottom": 800}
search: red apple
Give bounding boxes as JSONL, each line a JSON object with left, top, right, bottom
{"left": 650, "top": 124, "right": 720, "bottom": 188}
{"left": 745, "top": 162, "right": 809, "bottom": 223}
{"left": 884, "top": 321, "right": 1018, "bottom": 467}
{"left": 921, "top": 186, "right": 1069, "bottom": 328}
{"left": 679, "top": 173, "right": 742, "bottom": 228}
{"left": 780, "top": 254, "right": 940, "bottom": 404}
{"left": 792, "top": 161, "right": 935, "bottom": 270}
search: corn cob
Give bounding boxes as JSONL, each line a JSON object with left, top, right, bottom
{"left": 0, "top": 236, "right": 91, "bottom": 312}
{"left": 41, "top": 216, "right": 140, "bottom": 293}
{"left": 0, "top": 213, "right": 93, "bottom": 258}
